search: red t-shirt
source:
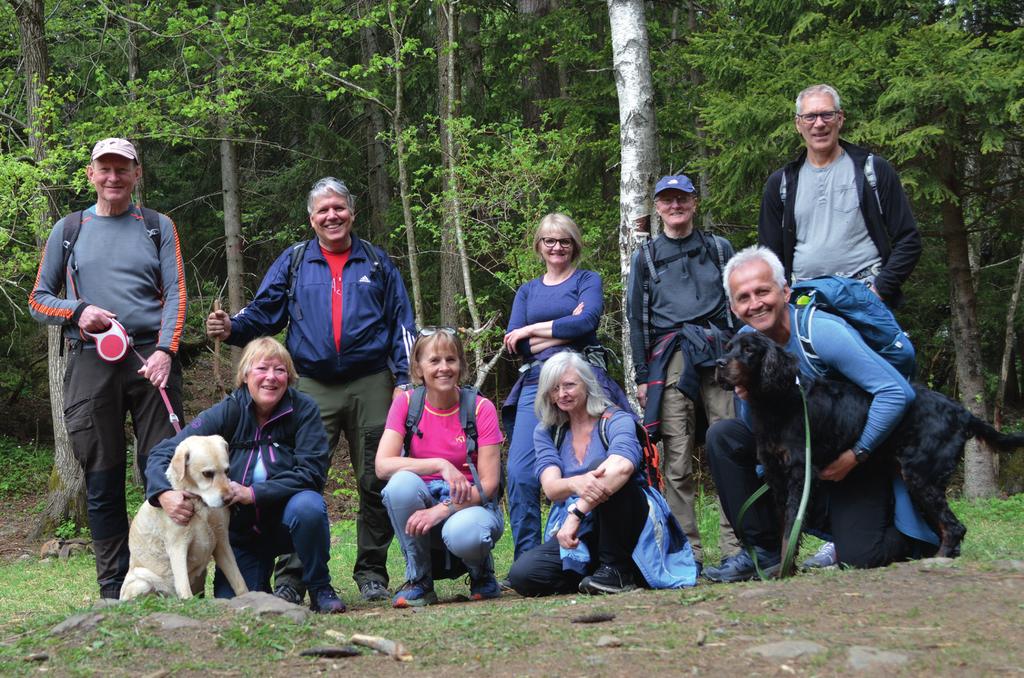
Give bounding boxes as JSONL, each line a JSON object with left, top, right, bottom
{"left": 321, "top": 246, "right": 351, "bottom": 351}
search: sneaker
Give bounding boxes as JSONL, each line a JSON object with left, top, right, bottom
{"left": 469, "top": 574, "right": 501, "bottom": 601}
{"left": 498, "top": 576, "right": 514, "bottom": 592}
{"left": 273, "top": 583, "right": 304, "bottom": 606}
{"left": 309, "top": 586, "right": 347, "bottom": 614}
{"left": 392, "top": 580, "right": 437, "bottom": 608}
{"left": 578, "top": 565, "right": 637, "bottom": 595}
{"left": 358, "top": 579, "right": 390, "bottom": 602}
{"left": 703, "top": 548, "right": 781, "bottom": 583}
{"left": 801, "top": 541, "right": 838, "bottom": 570}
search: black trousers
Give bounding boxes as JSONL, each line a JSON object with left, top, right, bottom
{"left": 63, "top": 344, "right": 183, "bottom": 593}
{"left": 508, "top": 480, "right": 647, "bottom": 597}
{"left": 706, "top": 418, "right": 928, "bottom": 568}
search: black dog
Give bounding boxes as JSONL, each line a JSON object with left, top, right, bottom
{"left": 716, "top": 331, "right": 1024, "bottom": 573}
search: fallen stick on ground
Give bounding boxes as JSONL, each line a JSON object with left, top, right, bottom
{"left": 351, "top": 634, "right": 413, "bottom": 662}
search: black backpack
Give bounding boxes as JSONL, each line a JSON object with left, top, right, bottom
{"left": 551, "top": 408, "right": 664, "bottom": 491}
{"left": 60, "top": 207, "right": 163, "bottom": 294}
{"left": 285, "top": 237, "right": 383, "bottom": 320}
{"left": 402, "top": 386, "right": 501, "bottom": 509}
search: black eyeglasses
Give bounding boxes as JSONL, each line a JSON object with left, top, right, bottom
{"left": 419, "top": 326, "right": 457, "bottom": 337}
{"left": 796, "top": 110, "right": 840, "bottom": 124}
{"left": 540, "top": 237, "right": 573, "bottom": 249}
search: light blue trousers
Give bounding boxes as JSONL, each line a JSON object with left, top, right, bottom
{"left": 382, "top": 470, "right": 504, "bottom": 585}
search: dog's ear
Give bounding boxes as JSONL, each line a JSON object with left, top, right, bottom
{"left": 760, "top": 338, "right": 798, "bottom": 395}
{"left": 166, "top": 440, "right": 190, "bottom": 489}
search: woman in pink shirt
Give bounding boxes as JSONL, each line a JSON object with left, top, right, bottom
{"left": 376, "top": 328, "right": 504, "bottom": 607}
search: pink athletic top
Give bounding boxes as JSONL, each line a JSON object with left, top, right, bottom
{"left": 385, "top": 389, "right": 503, "bottom": 482}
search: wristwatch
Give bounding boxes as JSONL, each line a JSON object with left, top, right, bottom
{"left": 567, "top": 503, "right": 587, "bottom": 520}
{"left": 852, "top": 448, "right": 870, "bottom": 465}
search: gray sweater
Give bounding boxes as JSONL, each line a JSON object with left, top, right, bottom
{"left": 29, "top": 205, "right": 186, "bottom": 354}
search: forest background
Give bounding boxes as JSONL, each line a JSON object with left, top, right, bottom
{"left": 2, "top": 0, "right": 1023, "bottom": 537}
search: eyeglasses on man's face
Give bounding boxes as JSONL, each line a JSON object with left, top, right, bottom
{"left": 419, "top": 326, "right": 457, "bottom": 337}
{"left": 796, "top": 110, "right": 841, "bottom": 124}
{"left": 540, "top": 237, "right": 573, "bottom": 249}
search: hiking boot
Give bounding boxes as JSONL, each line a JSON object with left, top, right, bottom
{"left": 801, "top": 541, "right": 838, "bottom": 570}
{"left": 498, "top": 576, "right": 514, "bottom": 592}
{"left": 100, "top": 584, "right": 122, "bottom": 600}
{"left": 469, "top": 574, "right": 501, "bottom": 601}
{"left": 392, "top": 580, "right": 437, "bottom": 608}
{"left": 358, "top": 579, "right": 390, "bottom": 602}
{"left": 578, "top": 565, "right": 637, "bottom": 595}
{"left": 309, "top": 586, "right": 347, "bottom": 614}
{"left": 703, "top": 548, "right": 781, "bottom": 583}
{"left": 273, "top": 583, "right": 304, "bottom": 606}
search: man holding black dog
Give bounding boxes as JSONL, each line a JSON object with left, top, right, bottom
{"left": 702, "top": 247, "right": 936, "bottom": 583}
{"left": 29, "top": 138, "right": 187, "bottom": 599}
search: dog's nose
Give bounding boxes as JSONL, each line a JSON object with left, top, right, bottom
{"left": 716, "top": 357, "right": 727, "bottom": 368}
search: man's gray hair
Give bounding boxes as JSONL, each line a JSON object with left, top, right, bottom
{"left": 535, "top": 351, "right": 610, "bottom": 428}
{"left": 307, "top": 177, "right": 355, "bottom": 215}
{"left": 722, "top": 246, "right": 788, "bottom": 300}
{"left": 795, "top": 84, "right": 842, "bottom": 115}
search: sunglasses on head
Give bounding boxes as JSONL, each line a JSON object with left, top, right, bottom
{"left": 419, "top": 326, "right": 457, "bottom": 337}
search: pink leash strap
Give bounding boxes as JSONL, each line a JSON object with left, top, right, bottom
{"left": 132, "top": 346, "right": 181, "bottom": 434}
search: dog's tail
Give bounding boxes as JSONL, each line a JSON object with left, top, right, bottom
{"left": 968, "top": 417, "right": 1024, "bottom": 451}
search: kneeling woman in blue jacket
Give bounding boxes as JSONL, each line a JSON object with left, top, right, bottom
{"left": 509, "top": 351, "right": 698, "bottom": 595}
{"left": 146, "top": 337, "right": 346, "bottom": 613}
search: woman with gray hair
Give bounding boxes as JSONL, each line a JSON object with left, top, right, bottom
{"left": 508, "top": 352, "right": 698, "bottom": 596}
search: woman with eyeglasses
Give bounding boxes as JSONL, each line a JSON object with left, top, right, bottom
{"left": 502, "top": 213, "right": 632, "bottom": 564}
{"left": 507, "top": 351, "right": 697, "bottom": 596}
{"left": 376, "top": 327, "right": 504, "bottom": 607}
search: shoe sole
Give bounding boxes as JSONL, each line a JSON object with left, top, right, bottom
{"left": 470, "top": 591, "right": 501, "bottom": 601}
{"left": 578, "top": 581, "right": 637, "bottom": 595}
{"left": 393, "top": 593, "right": 438, "bottom": 608}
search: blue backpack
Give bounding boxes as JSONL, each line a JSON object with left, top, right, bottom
{"left": 792, "top": 276, "right": 916, "bottom": 380}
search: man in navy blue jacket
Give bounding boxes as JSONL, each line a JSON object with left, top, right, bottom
{"left": 207, "top": 177, "right": 416, "bottom": 602}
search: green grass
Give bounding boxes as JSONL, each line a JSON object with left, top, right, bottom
{"left": 0, "top": 436, "right": 52, "bottom": 498}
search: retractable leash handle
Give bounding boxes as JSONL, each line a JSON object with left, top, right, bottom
{"left": 82, "top": 318, "right": 132, "bottom": 363}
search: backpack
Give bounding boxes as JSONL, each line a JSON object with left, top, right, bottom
{"left": 552, "top": 408, "right": 664, "bottom": 491}
{"left": 402, "top": 385, "right": 501, "bottom": 509}
{"left": 780, "top": 153, "right": 883, "bottom": 218}
{"left": 285, "top": 237, "right": 383, "bottom": 321}
{"left": 637, "top": 229, "right": 735, "bottom": 356}
{"left": 792, "top": 275, "right": 916, "bottom": 380}
{"left": 61, "top": 207, "right": 163, "bottom": 295}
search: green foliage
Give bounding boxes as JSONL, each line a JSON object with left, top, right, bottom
{"left": 0, "top": 437, "right": 50, "bottom": 498}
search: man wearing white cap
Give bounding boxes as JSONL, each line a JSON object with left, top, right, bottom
{"left": 625, "top": 174, "right": 739, "bottom": 573}
{"left": 29, "top": 137, "right": 187, "bottom": 599}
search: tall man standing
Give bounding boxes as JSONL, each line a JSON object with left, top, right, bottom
{"left": 29, "top": 138, "right": 187, "bottom": 599}
{"left": 758, "top": 83, "right": 922, "bottom": 568}
{"left": 626, "top": 174, "right": 740, "bottom": 571}
{"left": 758, "top": 83, "right": 921, "bottom": 309}
{"left": 207, "top": 177, "right": 416, "bottom": 602}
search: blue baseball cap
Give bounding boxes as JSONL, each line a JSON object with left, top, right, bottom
{"left": 654, "top": 174, "right": 696, "bottom": 197}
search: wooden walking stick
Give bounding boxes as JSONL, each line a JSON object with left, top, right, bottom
{"left": 213, "top": 297, "right": 223, "bottom": 393}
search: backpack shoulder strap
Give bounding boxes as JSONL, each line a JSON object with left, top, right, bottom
{"left": 402, "top": 387, "right": 427, "bottom": 456}
{"left": 552, "top": 423, "right": 567, "bottom": 449}
{"left": 224, "top": 392, "right": 248, "bottom": 450}
{"left": 779, "top": 171, "right": 788, "bottom": 205}
{"left": 864, "top": 154, "right": 884, "bottom": 217}
{"left": 640, "top": 239, "right": 658, "bottom": 356}
{"left": 286, "top": 240, "right": 309, "bottom": 321}
{"left": 794, "top": 302, "right": 826, "bottom": 377}
{"left": 139, "top": 207, "right": 162, "bottom": 251}
{"left": 457, "top": 387, "right": 493, "bottom": 507}
{"left": 60, "top": 210, "right": 85, "bottom": 294}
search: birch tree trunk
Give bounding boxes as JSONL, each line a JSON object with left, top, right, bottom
{"left": 12, "top": 0, "right": 87, "bottom": 538}
{"left": 937, "top": 142, "right": 997, "bottom": 497}
{"left": 607, "top": 0, "right": 659, "bottom": 407}
{"left": 388, "top": 3, "right": 424, "bottom": 327}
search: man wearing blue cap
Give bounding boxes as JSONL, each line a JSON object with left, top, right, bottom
{"left": 625, "top": 174, "right": 739, "bottom": 572}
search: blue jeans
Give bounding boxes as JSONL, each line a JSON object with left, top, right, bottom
{"left": 213, "top": 490, "right": 333, "bottom": 598}
{"left": 506, "top": 381, "right": 541, "bottom": 560}
{"left": 382, "top": 471, "right": 504, "bottom": 585}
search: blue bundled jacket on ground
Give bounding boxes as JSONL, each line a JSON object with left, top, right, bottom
{"left": 226, "top": 236, "right": 416, "bottom": 384}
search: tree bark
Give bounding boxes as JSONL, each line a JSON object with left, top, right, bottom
{"left": 607, "top": 0, "right": 659, "bottom": 408}
{"left": 388, "top": 3, "right": 424, "bottom": 327}
{"left": 359, "top": 0, "right": 392, "bottom": 244}
{"left": 937, "top": 142, "right": 997, "bottom": 497}
{"left": 518, "top": 0, "right": 558, "bottom": 127}
{"left": 436, "top": 0, "right": 460, "bottom": 326}
{"left": 13, "top": 0, "right": 88, "bottom": 537}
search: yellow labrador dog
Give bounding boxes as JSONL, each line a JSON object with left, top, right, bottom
{"left": 120, "top": 435, "right": 249, "bottom": 600}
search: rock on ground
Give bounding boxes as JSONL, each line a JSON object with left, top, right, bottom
{"left": 745, "top": 640, "right": 826, "bottom": 659}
